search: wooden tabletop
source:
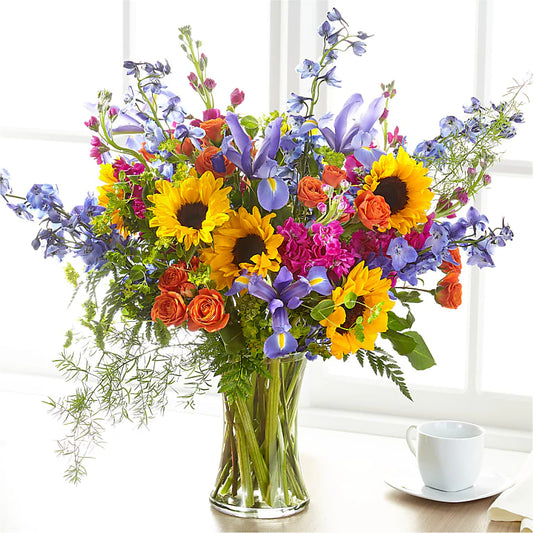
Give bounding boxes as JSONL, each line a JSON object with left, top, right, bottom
{"left": 0, "top": 389, "right": 528, "bottom": 532}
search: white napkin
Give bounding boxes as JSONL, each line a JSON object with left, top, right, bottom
{"left": 489, "top": 453, "right": 533, "bottom": 532}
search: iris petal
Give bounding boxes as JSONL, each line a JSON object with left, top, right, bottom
{"left": 264, "top": 331, "right": 298, "bottom": 358}
{"left": 257, "top": 177, "right": 289, "bottom": 211}
{"left": 306, "top": 266, "right": 333, "bottom": 295}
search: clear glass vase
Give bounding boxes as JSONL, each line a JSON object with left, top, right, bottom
{"left": 210, "top": 354, "right": 309, "bottom": 518}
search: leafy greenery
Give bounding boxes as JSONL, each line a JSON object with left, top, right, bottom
{"left": 354, "top": 347, "right": 412, "bottom": 400}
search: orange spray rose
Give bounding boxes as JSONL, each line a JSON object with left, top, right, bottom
{"left": 151, "top": 291, "right": 187, "bottom": 326}
{"left": 435, "top": 273, "right": 462, "bottom": 309}
{"left": 200, "top": 118, "right": 225, "bottom": 144}
{"left": 354, "top": 190, "right": 391, "bottom": 230}
{"left": 297, "top": 176, "right": 327, "bottom": 208}
{"left": 195, "top": 146, "right": 235, "bottom": 179}
{"left": 158, "top": 265, "right": 189, "bottom": 292}
{"left": 322, "top": 165, "right": 346, "bottom": 188}
{"left": 187, "top": 288, "right": 230, "bottom": 332}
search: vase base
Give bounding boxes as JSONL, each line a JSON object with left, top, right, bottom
{"left": 209, "top": 496, "right": 309, "bottom": 519}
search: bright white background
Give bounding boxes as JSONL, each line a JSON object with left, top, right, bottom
{"left": 0, "top": 0, "right": 531, "bottom": 448}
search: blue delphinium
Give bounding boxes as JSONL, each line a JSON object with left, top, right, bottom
{"left": 296, "top": 59, "right": 321, "bottom": 79}
{"left": 0, "top": 168, "right": 11, "bottom": 195}
{"left": 439, "top": 116, "right": 465, "bottom": 137}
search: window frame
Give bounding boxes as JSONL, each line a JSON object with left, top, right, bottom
{"left": 0, "top": 0, "right": 530, "bottom": 449}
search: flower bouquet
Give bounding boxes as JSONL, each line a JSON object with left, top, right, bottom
{"left": 1, "top": 7, "right": 529, "bottom": 518}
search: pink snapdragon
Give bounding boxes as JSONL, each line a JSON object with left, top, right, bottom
{"left": 89, "top": 136, "right": 109, "bottom": 164}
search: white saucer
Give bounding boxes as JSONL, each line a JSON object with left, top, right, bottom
{"left": 385, "top": 465, "right": 514, "bottom": 503}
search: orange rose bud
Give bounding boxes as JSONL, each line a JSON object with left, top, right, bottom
{"left": 158, "top": 265, "right": 188, "bottom": 292}
{"left": 151, "top": 291, "right": 187, "bottom": 327}
{"left": 297, "top": 176, "right": 328, "bottom": 208}
{"left": 200, "top": 118, "right": 225, "bottom": 145}
{"left": 322, "top": 165, "right": 346, "bottom": 188}
{"left": 440, "top": 247, "right": 462, "bottom": 275}
{"left": 175, "top": 137, "right": 195, "bottom": 157}
{"left": 195, "top": 146, "right": 236, "bottom": 179}
{"left": 187, "top": 288, "right": 229, "bottom": 333}
{"left": 435, "top": 273, "right": 462, "bottom": 309}
{"left": 354, "top": 190, "right": 391, "bottom": 230}
{"left": 179, "top": 282, "right": 197, "bottom": 299}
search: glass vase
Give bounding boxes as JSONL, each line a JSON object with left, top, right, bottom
{"left": 210, "top": 354, "right": 309, "bottom": 518}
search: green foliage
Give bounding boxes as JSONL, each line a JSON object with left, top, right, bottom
{"left": 310, "top": 299, "right": 335, "bottom": 321}
{"left": 64, "top": 263, "right": 79, "bottom": 287}
{"left": 240, "top": 115, "right": 259, "bottom": 138}
{"left": 354, "top": 347, "right": 412, "bottom": 401}
{"left": 382, "top": 329, "right": 435, "bottom": 370}
{"left": 387, "top": 309, "right": 415, "bottom": 331}
{"left": 314, "top": 146, "right": 346, "bottom": 168}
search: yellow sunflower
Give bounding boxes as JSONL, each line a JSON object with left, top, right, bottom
{"left": 148, "top": 171, "right": 231, "bottom": 250}
{"left": 97, "top": 163, "right": 128, "bottom": 236}
{"left": 361, "top": 147, "right": 433, "bottom": 234}
{"left": 320, "top": 261, "right": 395, "bottom": 359}
{"left": 202, "top": 206, "right": 284, "bottom": 290}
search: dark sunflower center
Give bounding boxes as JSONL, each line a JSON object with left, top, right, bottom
{"left": 336, "top": 297, "right": 366, "bottom": 334}
{"left": 374, "top": 176, "right": 409, "bottom": 214}
{"left": 176, "top": 202, "right": 208, "bottom": 230}
{"left": 232, "top": 234, "right": 266, "bottom": 266}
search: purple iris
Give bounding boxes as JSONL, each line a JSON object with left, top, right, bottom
{"left": 227, "top": 266, "right": 333, "bottom": 358}
{"left": 318, "top": 92, "right": 385, "bottom": 154}
{"left": 223, "top": 113, "right": 289, "bottom": 211}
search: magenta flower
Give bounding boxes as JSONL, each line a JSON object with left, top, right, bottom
{"left": 230, "top": 88, "right": 245, "bottom": 107}
{"left": 405, "top": 214, "right": 434, "bottom": 250}
{"left": 89, "top": 136, "right": 109, "bottom": 164}
{"left": 277, "top": 218, "right": 312, "bottom": 276}
{"left": 202, "top": 108, "right": 222, "bottom": 121}
{"left": 84, "top": 116, "right": 99, "bottom": 131}
{"left": 204, "top": 78, "right": 217, "bottom": 91}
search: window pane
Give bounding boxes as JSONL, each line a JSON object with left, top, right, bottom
{"left": 328, "top": 268, "right": 470, "bottom": 390}
{"left": 326, "top": 0, "right": 477, "bottom": 147}
{"left": 488, "top": 0, "right": 533, "bottom": 161}
{"left": 0, "top": 139, "right": 98, "bottom": 374}
{"left": 480, "top": 174, "right": 533, "bottom": 395}
{"left": 129, "top": 0, "right": 271, "bottom": 118}
{"left": 0, "top": 1, "right": 123, "bottom": 132}
{"left": 325, "top": 0, "right": 478, "bottom": 389}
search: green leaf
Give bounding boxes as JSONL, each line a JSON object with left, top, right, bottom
{"left": 368, "top": 302, "right": 384, "bottom": 324}
{"left": 387, "top": 310, "right": 415, "bottom": 332}
{"left": 154, "top": 318, "right": 171, "bottom": 347}
{"left": 129, "top": 265, "right": 145, "bottom": 282}
{"left": 219, "top": 322, "right": 246, "bottom": 354}
{"left": 402, "top": 331, "right": 436, "bottom": 370}
{"left": 310, "top": 300, "right": 335, "bottom": 321}
{"left": 308, "top": 155, "right": 319, "bottom": 177}
{"left": 381, "top": 329, "right": 417, "bottom": 355}
{"left": 394, "top": 290, "right": 422, "bottom": 304}
{"left": 240, "top": 115, "right": 259, "bottom": 138}
{"left": 343, "top": 292, "right": 358, "bottom": 309}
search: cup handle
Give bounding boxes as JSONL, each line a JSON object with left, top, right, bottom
{"left": 406, "top": 425, "right": 417, "bottom": 456}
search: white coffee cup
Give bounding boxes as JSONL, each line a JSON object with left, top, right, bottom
{"left": 405, "top": 420, "right": 485, "bottom": 492}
